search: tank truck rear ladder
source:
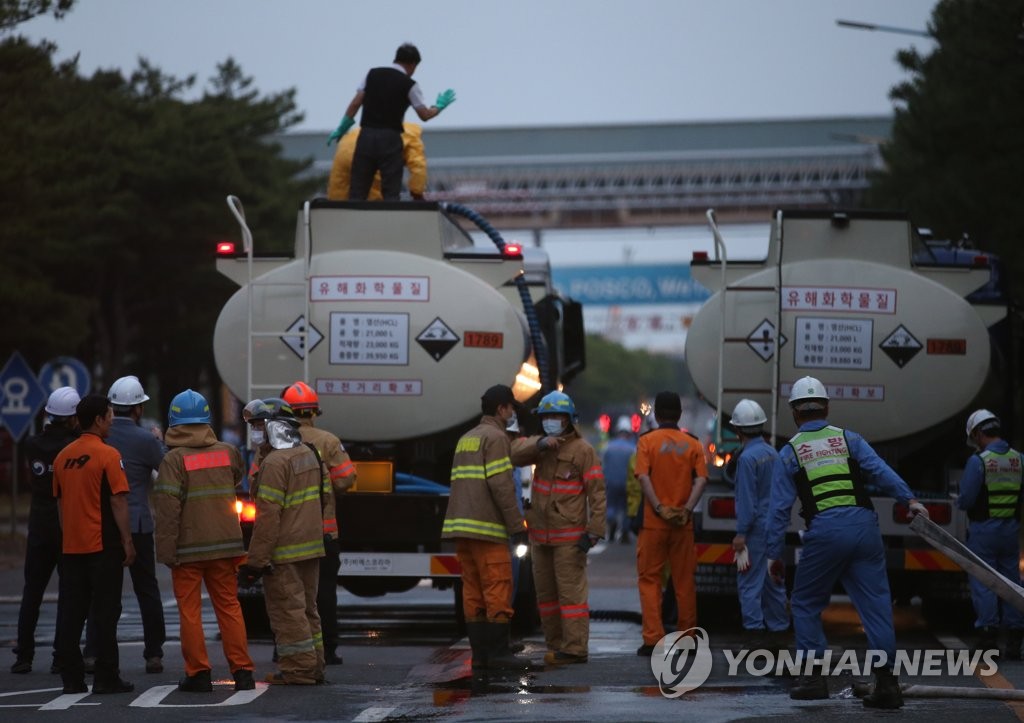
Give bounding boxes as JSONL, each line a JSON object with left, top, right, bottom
{"left": 706, "top": 209, "right": 784, "bottom": 448}
{"left": 227, "top": 196, "right": 311, "bottom": 403}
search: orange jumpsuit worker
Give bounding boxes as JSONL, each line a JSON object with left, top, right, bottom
{"left": 326, "top": 122, "right": 427, "bottom": 201}
{"left": 512, "top": 390, "right": 606, "bottom": 665}
{"left": 282, "top": 381, "right": 357, "bottom": 666}
{"left": 240, "top": 402, "right": 326, "bottom": 685}
{"left": 154, "top": 389, "right": 255, "bottom": 693}
{"left": 634, "top": 391, "right": 708, "bottom": 656}
{"left": 442, "top": 384, "right": 530, "bottom": 670}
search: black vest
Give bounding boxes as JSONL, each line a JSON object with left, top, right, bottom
{"left": 361, "top": 67, "right": 415, "bottom": 132}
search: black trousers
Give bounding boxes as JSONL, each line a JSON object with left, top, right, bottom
{"left": 318, "top": 535, "right": 341, "bottom": 652}
{"left": 57, "top": 548, "right": 124, "bottom": 686}
{"left": 15, "top": 538, "right": 62, "bottom": 662}
{"left": 348, "top": 127, "right": 404, "bottom": 201}
{"left": 85, "top": 532, "right": 166, "bottom": 660}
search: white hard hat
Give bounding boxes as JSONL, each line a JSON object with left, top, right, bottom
{"left": 615, "top": 415, "right": 633, "bottom": 434}
{"left": 789, "top": 376, "right": 828, "bottom": 409}
{"left": 108, "top": 375, "right": 150, "bottom": 407}
{"left": 45, "top": 386, "right": 81, "bottom": 417}
{"left": 966, "top": 409, "right": 999, "bottom": 438}
{"left": 731, "top": 399, "right": 767, "bottom": 429}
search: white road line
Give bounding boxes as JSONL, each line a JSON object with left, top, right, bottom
{"left": 354, "top": 706, "right": 398, "bottom": 721}
{"left": 935, "top": 634, "right": 969, "bottom": 650}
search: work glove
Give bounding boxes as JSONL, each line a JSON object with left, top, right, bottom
{"left": 657, "top": 504, "right": 689, "bottom": 527}
{"left": 575, "top": 534, "right": 596, "bottom": 553}
{"left": 768, "top": 559, "right": 785, "bottom": 586}
{"left": 237, "top": 564, "right": 265, "bottom": 588}
{"left": 435, "top": 88, "right": 456, "bottom": 111}
{"left": 906, "top": 501, "right": 929, "bottom": 520}
{"left": 327, "top": 115, "right": 355, "bottom": 145}
{"left": 735, "top": 546, "right": 750, "bottom": 573}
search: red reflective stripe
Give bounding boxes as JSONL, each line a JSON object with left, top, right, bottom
{"left": 330, "top": 461, "right": 355, "bottom": 478}
{"left": 533, "top": 479, "right": 583, "bottom": 495}
{"left": 583, "top": 466, "right": 603, "bottom": 481}
{"left": 249, "top": 461, "right": 259, "bottom": 476}
{"left": 538, "top": 600, "right": 559, "bottom": 617}
{"left": 184, "top": 450, "right": 232, "bottom": 471}
{"left": 561, "top": 604, "right": 589, "bottom": 618}
{"left": 323, "top": 518, "right": 338, "bottom": 534}
{"left": 533, "top": 479, "right": 552, "bottom": 494}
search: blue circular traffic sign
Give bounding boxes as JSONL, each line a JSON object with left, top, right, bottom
{"left": 38, "top": 356, "right": 92, "bottom": 398}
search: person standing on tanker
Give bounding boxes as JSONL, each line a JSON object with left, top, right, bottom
{"left": 728, "top": 399, "right": 789, "bottom": 648}
{"left": 634, "top": 391, "right": 707, "bottom": 656}
{"left": 282, "top": 381, "right": 357, "bottom": 666}
{"left": 956, "top": 409, "right": 1024, "bottom": 659}
{"left": 85, "top": 375, "right": 166, "bottom": 675}
{"left": 326, "top": 122, "right": 427, "bottom": 201}
{"left": 767, "top": 376, "right": 928, "bottom": 709}
{"left": 442, "top": 384, "right": 531, "bottom": 671}
{"left": 239, "top": 403, "right": 326, "bottom": 685}
{"left": 53, "top": 394, "right": 135, "bottom": 695}
{"left": 327, "top": 43, "right": 455, "bottom": 200}
{"left": 11, "top": 387, "right": 80, "bottom": 675}
{"left": 511, "top": 390, "right": 606, "bottom": 666}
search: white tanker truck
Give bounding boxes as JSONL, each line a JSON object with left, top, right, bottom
{"left": 213, "top": 198, "right": 584, "bottom": 622}
{"left": 683, "top": 208, "right": 1017, "bottom": 620}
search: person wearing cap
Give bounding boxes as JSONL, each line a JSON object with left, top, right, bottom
{"left": 154, "top": 389, "right": 256, "bottom": 693}
{"left": 86, "top": 375, "right": 166, "bottom": 675}
{"left": 11, "top": 387, "right": 80, "bottom": 675}
{"left": 282, "top": 381, "right": 357, "bottom": 666}
{"left": 53, "top": 394, "right": 135, "bottom": 695}
{"left": 957, "top": 409, "right": 1024, "bottom": 658}
{"left": 239, "top": 400, "right": 326, "bottom": 685}
{"left": 327, "top": 42, "right": 456, "bottom": 201}
{"left": 512, "top": 390, "right": 606, "bottom": 666}
{"left": 603, "top": 416, "right": 636, "bottom": 544}
{"left": 767, "top": 376, "right": 927, "bottom": 708}
{"left": 442, "top": 384, "right": 531, "bottom": 670}
{"left": 634, "top": 391, "right": 707, "bottom": 657}
{"left": 728, "top": 399, "right": 788, "bottom": 649}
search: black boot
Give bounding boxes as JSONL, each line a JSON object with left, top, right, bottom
{"left": 973, "top": 626, "right": 1000, "bottom": 655}
{"left": 862, "top": 665, "right": 903, "bottom": 709}
{"left": 483, "top": 621, "right": 535, "bottom": 671}
{"left": 466, "top": 621, "right": 489, "bottom": 670}
{"left": 233, "top": 669, "right": 255, "bottom": 691}
{"left": 178, "top": 669, "right": 213, "bottom": 692}
{"left": 790, "top": 673, "right": 828, "bottom": 700}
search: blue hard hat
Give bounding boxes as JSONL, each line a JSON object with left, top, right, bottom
{"left": 168, "top": 389, "right": 211, "bottom": 426}
{"left": 534, "top": 390, "right": 576, "bottom": 421}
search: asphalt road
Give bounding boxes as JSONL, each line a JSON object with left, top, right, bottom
{"left": 2, "top": 540, "right": 1024, "bottom": 721}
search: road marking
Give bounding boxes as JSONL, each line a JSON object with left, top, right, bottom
{"left": 354, "top": 706, "right": 397, "bottom": 721}
{"left": 129, "top": 683, "right": 268, "bottom": 707}
{"left": 937, "top": 632, "right": 1024, "bottom": 720}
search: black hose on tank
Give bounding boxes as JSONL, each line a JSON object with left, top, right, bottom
{"left": 440, "top": 202, "right": 552, "bottom": 393}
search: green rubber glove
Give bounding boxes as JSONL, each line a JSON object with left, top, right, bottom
{"left": 435, "top": 89, "right": 456, "bottom": 111}
{"left": 327, "top": 115, "right": 355, "bottom": 145}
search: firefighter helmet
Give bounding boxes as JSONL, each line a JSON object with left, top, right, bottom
{"left": 788, "top": 376, "right": 828, "bottom": 409}
{"left": 731, "top": 399, "right": 767, "bottom": 430}
{"left": 283, "top": 381, "right": 321, "bottom": 413}
{"left": 261, "top": 397, "right": 298, "bottom": 426}
{"left": 168, "top": 389, "right": 210, "bottom": 426}
{"left": 534, "top": 390, "right": 577, "bottom": 421}
{"left": 108, "top": 375, "right": 149, "bottom": 407}
{"left": 45, "top": 386, "right": 80, "bottom": 417}
{"left": 966, "top": 409, "right": 999, "bottom": 438}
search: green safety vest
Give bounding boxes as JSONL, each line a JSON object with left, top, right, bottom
{"left": 788, "top": 425, "right": 873, "bottom": 524}
{"left": 968, "top": 448, "right": 1023, "bottom": 521}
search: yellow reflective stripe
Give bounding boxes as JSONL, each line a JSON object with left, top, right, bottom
{"left": 258, "top": 485, "right": 285, "bottom": 505}
{"left": 817, "top": 495, "right": 858, "bottom": 511}
{"left": 442, "top": 518, "right": 507, "bottom": 539}
{"left": 154, "top": 482, "right": 181, "bottom": 497}
{"left": 810, "top": 479, "right": 855, "bottom": 497}
{"left": 271, "top": 538, "right": 325, "bottom": 562}
{"left": 283, "top": 484, "right": 322, "bottom": 508}
{"left": 277, "top": 638, "right": 315, "bottom": 656}
{"left": 451, "top": 465, "right": 485, "bottom": 480}
{"left": 485, "top": 457, "right": 513, "bottom": 477}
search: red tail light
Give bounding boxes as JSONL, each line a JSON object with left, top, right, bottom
{"left": 503, "top": 242, "right": 523, "bottom": 257}
{"left": 707, "top": 497, "right": 736, "bottom": 519}
{"left": 216, "top": 241, "right": 236, "bottom": 256}
{"left": 235, "top": 499, "right": 256, "bottom": 523}
{"left": 893, "top": 502, "right": 952, "bottom": 525}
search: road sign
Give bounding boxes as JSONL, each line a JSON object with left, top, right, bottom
{"left": 38, "top": 356, "right": 92, "bottom": 397}
{"left": 0, "top": 351, "right": 48, "bottom": 440}
{"left": 551, "top": 264, "right": 711, "bottom": 306}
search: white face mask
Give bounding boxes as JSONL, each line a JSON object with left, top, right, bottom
{"left": 542, "top": 419, "right": 564, "bottom": 436}
{"left": 249, "top": 428, "right": 265, "bottom": 446}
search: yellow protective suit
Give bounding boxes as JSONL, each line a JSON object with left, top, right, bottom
{"left": 327, "top": 122, "right": 426, "bottom": 201}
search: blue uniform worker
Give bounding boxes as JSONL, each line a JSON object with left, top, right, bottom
{"left": 956, "top": 409, "right": 1024, "bottom": 658}
{"left": 729, "top": 400, "right": 788, "bottom": 639}
{"left": 766, "top": 376, "right": 926, "bottom": 709}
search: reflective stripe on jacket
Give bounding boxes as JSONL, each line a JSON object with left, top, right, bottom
{"left": 788, "top": 425, "right": 872, "bottom": 524}
{"left": 247, "top": 444, "right": 325, "bottom": 567}
{"left": 969, "top": 448, "right": 1024, "bottom": 521}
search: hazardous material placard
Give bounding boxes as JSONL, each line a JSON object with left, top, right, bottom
{"left": 795, "top": 317, "right": 872, "bottom": 370}
{"left": 329, "top": 312, "right": 409, "bottom": 365}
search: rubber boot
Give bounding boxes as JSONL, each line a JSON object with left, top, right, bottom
{"left": 484, "top": 621, "right": 535, "bottom": 671}
{"left": 466, "top": 621, "right": 489, "bottom": 670}
{"left": 789, "top": 673, "right": 829, "bottom": 700}
{"left": 1005, "top": 629, "right": 1024, "bottom": 661}
{"left": 178, "top": 669, "right": 213, "bottom": 692}
{"left": 862, "top": 665, "right": 903, "bottom": 709}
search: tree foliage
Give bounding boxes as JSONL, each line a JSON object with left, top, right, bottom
{"left": 0, "top": 0, "right": 74, "bottom": 32}
{"left": 867, "top": 0, "right": 1024, "bottom": 296}
{"left": 0, "top": 24, "right": 319, "bottom": 419}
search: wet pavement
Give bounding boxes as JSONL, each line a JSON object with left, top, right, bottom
{"left": 2, "top": 540, "right": 1024, "bottom": 720}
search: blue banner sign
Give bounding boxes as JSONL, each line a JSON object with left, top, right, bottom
{"left": 552, "top": 265, "right": 711, "bottom": 306}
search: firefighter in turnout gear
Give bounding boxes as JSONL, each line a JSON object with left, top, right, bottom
{"left": 512, "top": 390, "right": 606, "bottom": 665}
{"left": 767, "top": 376, "right": 928, "bottom": 708}
{"left": 282, "top": 381, "right": 357, "bottom": 666}
{"left": 241, "top": 401, "right": 326, "bottom": 685}
{"left": 154, "top": 389, "right": 255, "bottom": 692}
{"left": 442, "top": 384, "right": 531, "bottom": 670}
{"left": 957, "top": 409, "right": 1024, "bottom": 658}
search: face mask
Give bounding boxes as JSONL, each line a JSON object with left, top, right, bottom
{"left": 249, "top": 428, "right": 265, "bottom": 446}
{"left": 542, "top": 419, "right": 564, "bottom": 436}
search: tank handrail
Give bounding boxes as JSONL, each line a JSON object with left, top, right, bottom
{"left": 706, "top": 209, "right": 728, "bottom": 453}
{"left": 440, "top": 202, "right": 553, "bottom": 393}
{"left": 770, "top": 209, "right": 783, "bottom": 444}
{"left": 227, "top": 195, "right": 256, "bottom": 404}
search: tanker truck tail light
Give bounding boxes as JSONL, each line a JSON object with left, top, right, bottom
{"left": 216, "top": 241, "right": 236, "bottom": 256}
{"left": 707, "top": 496, "right": 737, "bottom": 519}
{"left": 892, "top": 502, "right": 952, "bottom": 525}
{"left": 503, "top": 242, "right": 523, "bottom": 258}
{"left": 351, "top": 461, "right": 394, "bottom": 493}
{"left": 235, "top": 499, "right": 257, "bottom": 522}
